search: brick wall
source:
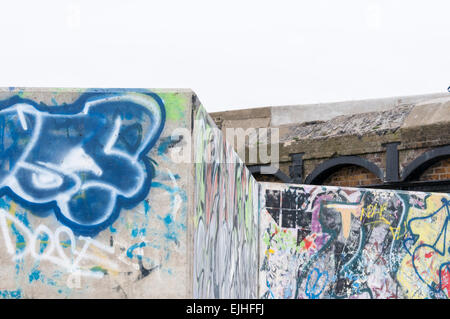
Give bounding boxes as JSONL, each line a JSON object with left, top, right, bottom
{"left": 214, "top": 95, "right": 450, "bottom": 191}
{"left": 322, "top": 165, "right": 383, "bottom": 187}
{"left": 419, "top": 158, "right": 450, "bottom": 181}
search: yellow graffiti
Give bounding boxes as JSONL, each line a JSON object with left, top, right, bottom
{"left": 360, "top": 203, "right": 387, "bottom": 220}
{"left": 361, "top": 203, "right": 407, "bottom": 240}
{"left": 397, "top": 195, "right": 449, "bottom": 299}
{"left": 265, "top": 248, "right": 275, "bottom": 257}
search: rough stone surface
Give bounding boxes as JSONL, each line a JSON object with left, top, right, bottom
{"left": 280, "top": 105, "right": 412, "bottom": 141}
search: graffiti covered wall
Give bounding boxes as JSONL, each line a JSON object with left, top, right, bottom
{"left": 193, "top": 104, "right": 260, "bottom": 298}
{"left": 1, "top": 87, "right": 448, "bottom": 300}
{"left": 0, "top": 88, "right": 192, "bottom": 298}
{"left": 259, "top": 182, "right": 450, "bottom": 299}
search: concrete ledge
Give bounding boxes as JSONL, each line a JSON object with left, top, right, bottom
{"left": 403, "top": 96, "right": 450, "bottom": 128}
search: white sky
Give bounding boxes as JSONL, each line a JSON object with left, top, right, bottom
{"left": 0, "top": 0, "right": 448, "bottom": 112}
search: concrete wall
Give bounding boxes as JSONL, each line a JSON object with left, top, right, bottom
{"left": 259, "top": 182, "right": 450, "bottom": 299}
{"left": 211, "top": 92, "right": 449, "bottom": 129}
{"left": 0, "top": 88, "right": 193, "bottom": 298}
{"left": 0, "top": 87, "right": 262, "bottom": 299}
{"left": 193, "top": 103, "right": 260, "bottom": 298}
{"left": 270, "top": 93, "right": 449, "bottom": 127}
{"left": 0, "top": 87, "right": 448, "bottom": 299}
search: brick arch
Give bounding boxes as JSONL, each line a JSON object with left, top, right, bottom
{"left": 304, "top": 156, "right": 384, "bottom": 185}
{"left": 418, "top": 158, "right": 450, "bottom": 181}
{"left": 322, "top": 165, "right": 383, "bottom": 187}
{"left": 401, "top": 145, "right": 450, "bottom": 181}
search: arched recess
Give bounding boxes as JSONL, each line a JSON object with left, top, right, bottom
{"left": 247, "top": 165, "right": 292, "bottom": 183}
{"left": 304, "top": 156, "right": 384, "bottom": 185}
{"left": 401, "top": 145, "right": 450, "bottom": 181}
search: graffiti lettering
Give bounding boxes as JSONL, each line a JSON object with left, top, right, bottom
{"left": 0, "top": 92, "right": 165, "bottom": 236}
{"left": 0, "top": 208, "right": 118, "bottom": 279}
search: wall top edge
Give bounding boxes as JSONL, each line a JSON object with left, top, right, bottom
{"left": 0, "top": 87, "right": 196, "bottom": 94}
{"left": 258, "top": 181, "right": 450, "bottom": 197}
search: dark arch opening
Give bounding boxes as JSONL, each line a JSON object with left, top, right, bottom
{"left": 304, "top": 156, "right": 384, "bottom": 185}
{"left": 322, "top": 165, "right": 384, "bottom": 187}
{"left": 401, "top": 145, "right": 450, "bottom": 181}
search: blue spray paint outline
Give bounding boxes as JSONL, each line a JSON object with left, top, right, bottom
{"left": 404, "top": 197, "right": 450, "bottom": 294}
{"left": 0, "top": 89, "right": 166, "bottom": 237}
{"left": 305, "top": 267, "right": 329, "bottom": 299}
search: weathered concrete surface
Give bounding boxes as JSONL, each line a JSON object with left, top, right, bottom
{"left": 270, "top": 93, "right": 449, "bottom": 127}
{"left": 0, "top": 87, "right": 262, "bottom": 299}
{"left": 280, "top": 105, "right": 413, "bottom": 141}
{"left": 213, "top": 107, "right": 271, "bottom": 131}
{"left": 211, "top": 92, "right": 449, "bottom": 128}
{"left": 0, "top": 87, "right": 194, "bottom": 298}
{"left": 403, "top": 97, "right": 450, "bottom": 128}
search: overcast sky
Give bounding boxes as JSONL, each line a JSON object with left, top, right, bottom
{"left": 0, "top": 0, "right": 448, "bottom": 112}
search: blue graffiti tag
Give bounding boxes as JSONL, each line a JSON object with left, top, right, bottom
{"left": 405, "top": 197, "right": 450, "bottom": 293}
{"left": 305, "top": 268, "right": 329, "bottom": 299}
{"left": 0, "top": 90, "right": 165, "bottom": 236}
